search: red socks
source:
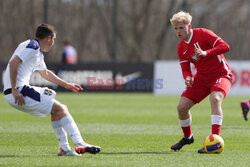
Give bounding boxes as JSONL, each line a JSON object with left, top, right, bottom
{"left": 212, "top": 124, "right": 221, "bottom": 135}
{"left": 181, "top": 124, "right": 220, "bottom": 138}
{"left": 179, "top": 115, "right": 221, "bottom": 138}
{"left": 181, "top": 125, "right": 192, "bottom": 138}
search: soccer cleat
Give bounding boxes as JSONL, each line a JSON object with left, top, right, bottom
{"left": 171, "top": 136, "right": 194, "bottom": 151}
{"left": 198, "top": 147, "right": 207, "bottom": 154}
{"left": 75, "top": 144, "right": 102, "bottom": 154}
{"left": 57, "top": 148, "right": 81, "bottom": 156}
{"left": 240, "top": 101, "right": 249, "bottom": 121}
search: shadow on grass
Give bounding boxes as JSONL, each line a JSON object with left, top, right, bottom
{"left": 0, "top": 151, "right": 173, "bottom": 157}
{"left": 0, "top": 154, "right": 54, "bottom": 158}
{"left": 223, "top": 126, "right": 250, "bottom": 129}
{"left": 0, "top": 155, "right": 26, "bottom": 158}
{"left": 101, "top": 151, "right": 173, "bottom": 155}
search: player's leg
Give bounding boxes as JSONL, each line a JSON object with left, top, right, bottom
{"left": 171, "top": 97, "right": 195, "bottom": 151}
{"left": 51, "top": 101, "right": 85, "bottom": 149}
{"left": 4, "top": 86, "right": 80, "bottom": 156}
{"left": 50, "top": 103, "right": 72, "bottom": 155}
{"left": 50, "top": 100, "right": 80, "bottom": 156}
{"left": 198, "top": 77, "right": 231, "bottom": 154}
{"left": 210, "top": 91, "right": 224, "bottom": 135}
{"left": 197, "top": 91, "right": 225, "bottom": 154}
{"left": 240, "top": 100, "right": 249, "bottom": 121}
{"left": 177, "top": 97, "right": 195, "bottom": 138}
{"left": 51, "top": 100, "right": 102, "bottom": 155}
{"left": 210, "top": 77, "right": 231, "bottom": 135}
{"left": 171, "top": 78, "right": 209, "bottom": 151}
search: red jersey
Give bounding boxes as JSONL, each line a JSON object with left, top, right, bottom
{"left": 177, "top": 28, "right": 231, "bottom": 80}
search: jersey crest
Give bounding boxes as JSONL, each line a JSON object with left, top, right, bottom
{"left": 26, "top": 40, "right": 39, "bottom": 50}
{"left": 191, "top": 54, "right": 199, "bottom": 61}
{"left": 191, "top": 42, "right": 201, "bottom": 61}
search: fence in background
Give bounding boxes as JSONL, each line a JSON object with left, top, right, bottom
{"left": 1, "top": 63, "right": 154, "bottom": 93}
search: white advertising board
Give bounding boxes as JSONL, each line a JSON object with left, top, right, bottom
{"left": 154, "top": 60, "right": 250, "bottom": 96}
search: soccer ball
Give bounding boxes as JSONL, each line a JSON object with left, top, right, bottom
{"left": 203, "top": 134, "right": 224, "bottom": 154}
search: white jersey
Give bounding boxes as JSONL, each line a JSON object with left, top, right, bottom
{"left": 3, "top": 39, "right": 47, "bottom": 91}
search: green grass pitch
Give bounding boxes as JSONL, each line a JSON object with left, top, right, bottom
{"left": 0, "top": 93, "right": 249, "bottom": 167}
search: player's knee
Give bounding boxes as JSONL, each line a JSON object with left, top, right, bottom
{"left": 177, "top": 104, "right": 182, "bottom": 112}
{"left": 177, "top": 104, "right": 187, "bottom": 113}
{"left": 62, "top": 104, "right": 69, "bottom": 113}
{"left": 51, "top": 102, "right": 68, "bottom": 117}
{"left": 177, "top": 103, "right": 191, "bottom": 120}
{"left": 210, "top": 92, "right": 223, "bottom": 105}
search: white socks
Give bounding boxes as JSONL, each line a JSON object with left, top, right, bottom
{"left": 52, "top": 115, "right": 87, "bottom": 150}
{"left": 60, "top": 115, "right": 85, "bottom": 146}
{"left": 211, "top": 115, "right": 223, "bottom": 125}
{"left": 52, "top": 120, "right": 71, "bottom": 151}
{"left": 179, "top": 117, "right": 192, "bottom": 127}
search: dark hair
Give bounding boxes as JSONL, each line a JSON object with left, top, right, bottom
{"left": 35, "top": 24, "right": 57, "bottom": 39}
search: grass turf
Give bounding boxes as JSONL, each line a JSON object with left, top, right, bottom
{"left": 0, "top": 93, "right": 249, "bottom": 167}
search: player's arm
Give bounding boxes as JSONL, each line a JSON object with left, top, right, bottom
{"left": 195, "top": 29, "right": 230, "bottom": 57}
{"left": 37, "top": 69, "right": 83, "bottom": 94}
{"left": 178, "top": 45, "right": 193, "bottom": 87}
{"left": 180, "top": 62, "right": 193, "bottom": 87}
{"left": 9, "top": 56, "right": 25, "bottom": 105}
{"left": 205, "top": 37, "right": 230, "bottom": 56}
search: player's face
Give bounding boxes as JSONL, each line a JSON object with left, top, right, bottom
{"left": 48, "top": 33, "right": 56, "bottom": 50}
{"left": 174, "top": 22, "right": 190, "bottom": 41}
{"left": 42, "top": 33, "right": 56, "bottom": 52}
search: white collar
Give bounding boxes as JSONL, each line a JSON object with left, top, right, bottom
{"left": 184, "top": 29, "right": 193, "bottom": 44}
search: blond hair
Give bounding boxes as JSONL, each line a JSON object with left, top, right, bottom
{"left": 170, "top": 11, "right": 192, "bottom": 26}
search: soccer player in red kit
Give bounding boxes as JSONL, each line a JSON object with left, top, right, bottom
{"left": 169, "top": 11, "right": 232, "bottom": 153}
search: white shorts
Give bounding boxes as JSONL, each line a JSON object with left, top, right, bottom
{"left": 4, "top": 85, "right": 56, "bottom": 118}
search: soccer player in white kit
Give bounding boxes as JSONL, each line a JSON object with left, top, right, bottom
{"left": 3, "top": 24, "right": 101, "bottom": 156}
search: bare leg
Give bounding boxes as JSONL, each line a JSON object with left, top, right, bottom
{"left": 177, "top": 96, "right": 195, "bottom": 120}
{"left": 177, "top": 96, "right": 195, "bottom": 138}
{"left": 171, "top": 97, "right": 195, "bottom": 151}
{"left": 210, "top": 91, "right": 224, "bottom": 116}
{"left": 209, "top": 91, "right": 224, "bottom": 135}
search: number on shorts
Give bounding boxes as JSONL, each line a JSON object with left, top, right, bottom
{"left": 44, "top": 89, "right": 52, "bottom": 96}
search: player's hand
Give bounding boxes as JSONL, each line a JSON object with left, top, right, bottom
{"left": 12, "top": 88, "right": 25, "bottom": 106}
{"left": 195, "top": 48, "right": 207, "bottom": 57}
{"left": 185, "top": 76, "right": 194, "bottom": 87}
{"left": 64, "top": 83, "right": 83, "bottom": 94}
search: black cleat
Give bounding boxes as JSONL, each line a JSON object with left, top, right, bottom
{"left": 198, "top": 147, "right": 207, "bottom": 154}
{"left": 85, "top": 146, "right": 102, "bottom": 154}
{"left": 76, "top": 145, "right": 102, "bottom": 154}
{"left": 171, "top": 136, "right": 194, "bottom": 151}
{"left": 240, "top": 101, "right": 249, "bottom": 121}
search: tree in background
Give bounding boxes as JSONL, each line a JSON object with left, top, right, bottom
{"left": 0, "top": 0, "right": 249, "bottom": 63}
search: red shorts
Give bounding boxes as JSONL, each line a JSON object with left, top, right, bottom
{"left": 181, "top": 76, "right": 232, "bottom": 103}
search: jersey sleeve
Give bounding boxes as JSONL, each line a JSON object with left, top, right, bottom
{"left": 17, "top": 47, "right": 37, "bottom": 63}
{"left": 201, "top": 29, "right": 230, "bottom": 56}
{"left": 17, "top": 40, "right": 40, "bottom": 63}
{"left": 177, "top": 44, "right": 192, "bottom": 79}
